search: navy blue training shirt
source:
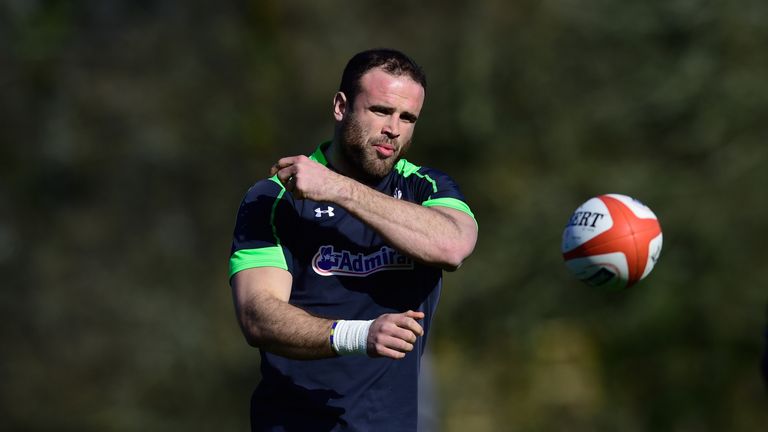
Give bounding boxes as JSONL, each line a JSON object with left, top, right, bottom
{"left": 229, "top": 142, "right": 476, "bottom": 431}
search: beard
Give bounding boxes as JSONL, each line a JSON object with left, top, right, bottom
{"left": 338, "top": 114, "right": 411, "bottom": 183}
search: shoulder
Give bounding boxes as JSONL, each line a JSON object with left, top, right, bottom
{"left": 393, "top": 159, "right": 463, "bottom": 191}
{"left": 242, "top": 177, "right": 287, "bottom": 203}
{"left": 235, "top": 177, "right": 297, "bottom": 222}
{"left": 394, "top": 159, "right": 457, "bottom": 182}
{"left": 393, "top": 159, "right": 473, "bottom": 219}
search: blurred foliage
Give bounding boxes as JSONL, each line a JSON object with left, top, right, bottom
{"left": 2, "top": 0, "right": 767, "bottom": 430}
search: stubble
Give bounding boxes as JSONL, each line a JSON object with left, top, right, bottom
{"left": 338, "top": 115, "right": 410, "bottom": 183}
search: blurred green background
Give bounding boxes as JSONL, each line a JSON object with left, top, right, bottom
{"left": 2, "top": 1, "right": 767, "bottom": 430}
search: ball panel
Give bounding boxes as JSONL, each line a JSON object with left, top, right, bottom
{"left": 605, "top": 194, "right": 658, "bottom": 220}
{"left": 564, "top": 252, "right": 629, "bottom": 288}
{"left": 561, "top": 197, "right": 613, "bottom": 253}
{"left": 595, "top": 196, "right": 662, "bottom": 287}
{"left": 640, "top": 233, "right": 663, "bottom": 280}
{"left": 563, "top": 232, "right": 638, "bottom": 262}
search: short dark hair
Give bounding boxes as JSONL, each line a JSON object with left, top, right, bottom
{"left": 339, "top": 48, "right": 427, "bottom": 105}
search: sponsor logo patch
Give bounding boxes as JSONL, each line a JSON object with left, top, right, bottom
{"left": 312, "top": 245, "right": 414, "bottom": 277}
{"left": 315, "top": 206, "right": 335, "bottom": 218}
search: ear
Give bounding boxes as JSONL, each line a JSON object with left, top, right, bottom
{"left": 333, "top": 92, "right": 347, "bottom": 121}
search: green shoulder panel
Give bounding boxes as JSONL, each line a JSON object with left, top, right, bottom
{"left": 395, "top": 159, "right": 477, "bottom": 224}
{"left": 394, "top": 159, "right": 422, "bottom": 177}
{"left": 269, "top": 175, "right": 284, "bottom": 189}
{"left": 309, "top": 142, "right": 330, "bottom": 165}
{"left": 394, "top": 159, "right": 438, "bottom": 194}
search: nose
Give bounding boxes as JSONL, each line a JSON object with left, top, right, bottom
{"left": 382, "top": 118, "right": 400, "bottom": 139}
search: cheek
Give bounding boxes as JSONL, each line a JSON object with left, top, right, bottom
{"left": 400, "top": 124, "right": 416, "bottom": 138}
{"left": 366, "top": 115, "right": 388, "bottom": 132}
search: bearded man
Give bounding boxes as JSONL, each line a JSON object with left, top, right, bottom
{"left": 229, "top": 48, "right": 478, "bottom": 432}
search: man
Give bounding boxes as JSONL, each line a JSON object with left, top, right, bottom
{"left": 229, "top": 48, "right": 478, "bottom": 431}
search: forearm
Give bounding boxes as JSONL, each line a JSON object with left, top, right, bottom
{"left": 270, "top": 154, "right": 476, "bottom": 269}
{"left": 232, "top": 266, "right": 428, "bottom": 360}
{"left": 338, "top": 180, "right": 475, "bottom": 270}
{"left": 235, "top": 281, "right": 421, "bottom": 360}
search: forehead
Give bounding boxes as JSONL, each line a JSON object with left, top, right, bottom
{"left": 356, "top": 68, "right": 425, "bottom": 113}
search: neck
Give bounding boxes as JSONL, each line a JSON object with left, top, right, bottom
{"left": 327, "top": 138, "right": 375, "bottom": 185}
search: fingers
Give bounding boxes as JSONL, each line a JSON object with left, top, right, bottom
{"left": 375, "top": 345, "right": 410, "bottom": 360}
{"left": 269, "top": 156, "right": 301, "bottom": 177}
{"left": 270, "top": 157, "right": 301, "bottom": 190}
{"left": 405, "top": 310, "right": 425, "bottom": 318}
{"left": 403, "top": 310, "right": 425, "bottom": 334}
{"left": 269, "top": 157, "right": 297, "bottom": 184}
{"left": 367, "top": 310, "right": 425, "bottom": 359}
{"left": 368, "top": 334, "right": 414, "bottom": 360}
{"left": 275, "top": 167, "right": 295, "bottom": 188}
{"left": 395, "top": 311, "right": 424, "bottom": 337}
{"left": 267, "top": 155, "right": 347, "bottom": 203}
{"left": 269, "top": 156, "right": 322, "bottom": 197}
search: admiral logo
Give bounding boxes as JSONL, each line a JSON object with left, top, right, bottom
{"left": 312, "top": 245, "right": 414, "bottom": 277}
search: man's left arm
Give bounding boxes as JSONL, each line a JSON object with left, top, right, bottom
{"left": 340, "top": 183, "right": 477, "bottom": 270}
{"left": 272, "top": 155, "right": 477, "bottom": 271}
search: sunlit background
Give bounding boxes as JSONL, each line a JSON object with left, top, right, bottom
{"left": 2, "top": 1, "right": 767, "bottom": 430}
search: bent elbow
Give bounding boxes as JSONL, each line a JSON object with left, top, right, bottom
{"left": 237, "top": 317, "right": 269, "bottom": 348}
{"left": 439, "top": 246, "right": 473, "bottom": 272}
{"left": 243, "top": 332, "right": 262, "bottom": 348}
{"left": 440, "top": 252, "right": 463, "bottom": 271}
{"left": 441, "top": 262, "right": 461, "bottom": 272}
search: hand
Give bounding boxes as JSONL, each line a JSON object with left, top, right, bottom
{"left": 367, "top": 310, "right": 425, "bottom": 359}
{"left": 270, "top": 155, "right": 347, "bottom": 202}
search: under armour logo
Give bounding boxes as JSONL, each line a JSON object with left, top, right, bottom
{"left": 315, "top": 206, "right": 335, "bottom": 217}
{"left": 393, "top": 188, "right": 402, "bottom": 200}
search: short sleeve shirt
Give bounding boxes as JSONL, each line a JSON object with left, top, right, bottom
{"left": 229, "top": 142, "right": 476, "bottom": 431}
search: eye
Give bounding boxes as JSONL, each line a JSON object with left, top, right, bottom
{"left": 370, "top": 105, "right": 394, "bottom": 117}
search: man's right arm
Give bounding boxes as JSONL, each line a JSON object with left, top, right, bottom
{"left": 231, "top": 267, "right": 424, "bottom": 360}
{"left": 232, "top": 267, "right": 336, "bottom": 359}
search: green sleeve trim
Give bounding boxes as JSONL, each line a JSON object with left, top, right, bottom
{"left": 229, "top": 247, "right": 288, "bottom": 277}
{"left": 423, "top": 197, "right": 476, "bottom": 221}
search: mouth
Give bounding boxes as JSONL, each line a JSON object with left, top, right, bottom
{"left": 373, "top": 143, "right": 396, "bottom": 158}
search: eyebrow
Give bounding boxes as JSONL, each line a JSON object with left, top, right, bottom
{"left": 370, "top": 105, "right": 419, "bottom": 122}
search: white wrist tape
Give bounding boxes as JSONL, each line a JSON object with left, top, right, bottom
{"left": 331, "top": 319, "right": 373, "bottom": 356}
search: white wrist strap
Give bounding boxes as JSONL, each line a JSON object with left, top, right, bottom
{"left": 331, "top": 319, "right": 373, "bottom": 356}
